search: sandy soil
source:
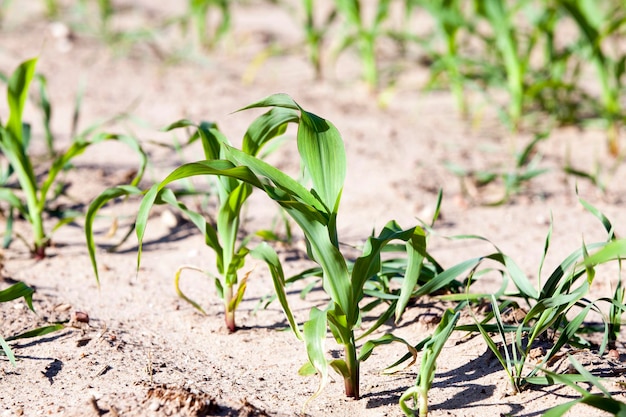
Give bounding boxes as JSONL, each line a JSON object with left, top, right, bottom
{"left": 1, "top": 2, "right": 626, "bottom": 416}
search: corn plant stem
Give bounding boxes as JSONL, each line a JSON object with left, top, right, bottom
{"left": 343, "top": 334, "right": 360, "bottom": 399}
{"left": 224, "top": 284, "right": 236, "bottom": 333}
{"left": 418, "top": 387, "right": 428, "bottom": 417}
{"left": 444, "top": 35, "right": 466, "bottom": 117}
{"left": 359, "top": 35, "right": 377, "bottom": 89}
{"left": 9, "top": 156, "right": 46, "bottom": 257}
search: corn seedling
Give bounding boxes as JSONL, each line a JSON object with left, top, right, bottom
{"left": 334, "top": 0, "right": 393, "bottom": 89}
{"left": 416, "top": 0, "right": 472, "bottom": 117}
{"left": 560, "top": 0, "right": 626, "bottom": 156}
{"left": 185, "top": 0, "right": 230, "bottom": 50}
{"left": 458, "top": 198, "right": 623, "bottom": 393}
{"left": 128, "top": 94, "right": 438, "bottom": 400}
{"left": 302, "top": 0, "right": 337, "bottom": 79}
{"left": 399, "top": 309, "right": 460, "bottom": 417}
{"left": 0, "top": 281, "right": 64, "bottom": 365}
{"left": 0, "top": 58, "right": 147, "bottom": 258}
{"left": 89, "top": 108, "right": 298, "bottom": 332}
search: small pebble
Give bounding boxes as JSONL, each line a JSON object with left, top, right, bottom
{"left": 608, "top": 349, "right": 621, "bottom": 362}
{"left": 71, "top": 311, "right": 90, "bottom": 324}
{"left": 148, "top": 400, "right": 160, "bottom": 412}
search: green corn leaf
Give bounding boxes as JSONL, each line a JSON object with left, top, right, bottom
{"left": 6, "top": 57, "right": 37, "bottom": 143}
{"left": 217, "top": 182, "right": 252, "bottom": 282}
{"left": 329, "top": 358, "right": 349, "bottom": 380}
{"left": 0, "top": 59, "right": 42, "bottom": 250}
{"left": 195, "top": 121, "right": 229, "bottom": 164}
{"left": 135, "top": 160, "right": 262, "bottom": 268}
{"left": 359, "top": 333, "right": 417, "bottom": 373}
{"left": 5, "top": 323, "right": 65, "bottom": 341}
{"left": 396, "top": 227, "right": 427, "bottom": 321}
{"left": 242, "top": 107, "right": 299, "bottom": 156}
{"left": 418, "top": 309, "right": 460, "bottom": 386}
{"left": 239, "top": 94, "right": 346, "bottom": 215}
{"left": 578, "top": 195, "right": 615, "bottom": 240}
{"left": 0, "top": 334, "right": 16, "bottom": 365}
{"left": 161, "top": 119, "right": 196, "bottom": 131}
{"left": 0, "top": 281, "right": 34, "bottom": 309}
{"left": 584, "top": 239, "right": 626, "bottom": 266}
{"left": 0, "top": 187, "right": 29, "bottom": 219}
{"left": 357, "top": 300, "right": 397, "bottom": 340}
{"left": 280, "top": 201, "right": 351, "bottom": 322}
{"left": 349, "top": 221, "right": 418, "bottom": 317}
{"left": 237, "top": 93, "right": 300, "bottom": 112}
{"left": 85, "top": 184, "right": 144, "bottom": 284}
{"left": 156, "top": 187, "right": 223, "bottom": 259}
{"left": 34, "top": 74, "right": 53, "bottom": 154}
{"left": 250, "top": 243, "right": 302, "bottom": 339}
{"left": 224, "top": 147, "right": 326, "bottom": 212}
{"left": 413, "top": 256, "right": 483, "bottom": 298}
{"left": 297, "top": 102, "right": 346, "bottom": 214}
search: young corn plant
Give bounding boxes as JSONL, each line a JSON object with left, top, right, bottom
{"left": 0, "top": 58, "right": 147, "bottom": 258}
{"left": 399, "top": 309, "right": 460, "bottom": 417}
{"left": 417, "top": 0, "right": 472, "bottom": 117}
{"left": 88, "top": 106, "right": 299, "bottom": 332}
{"left": 302, "top": 0, "right": 337, "bottom": 79}
{"left": 560, "top": 0, "right": 626, "bottom": 156}
{"left": 132, "top": 94, "right": 433, "bottom": 400}
{"left": 473, "top": 0, "right": 529, "bottom": 130}
{"left": 334, "top": 0, "right": 393, "bottom": 89}
{"left": 459, "top": 199, "right": 623, "bottom": 393}
{"left": 185, "top": 0, "right": 230, "bottom": 50}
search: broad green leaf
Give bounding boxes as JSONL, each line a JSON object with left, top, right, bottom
{"left": 242, "top": 107, "right": 299, "bottom": 156}
{"left": 135, "top": 160, "right": 262, "bottom": 268}
{"left": 217, "top": 182, "right": 252, "bottom": 282}
{"left": 396, "top": 227, "right": 427, "bottom": 321}
{"left": 237, "top": 92, "right": 300, "bottom": 112}
{"left": 297, "top": 109, "right": 346, "bottom": 214}
{"left": 6, "top": 57, "right": 37, "bottom": 143}
{"left": 0, "top": 281, "right": 34, "bottom": 309}
{"left": 584, "top": 239, "right": 626, "bottom": 266}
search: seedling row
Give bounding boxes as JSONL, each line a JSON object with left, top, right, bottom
{"left": 0, "top": 53, "right": 625, "bottom": 416}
